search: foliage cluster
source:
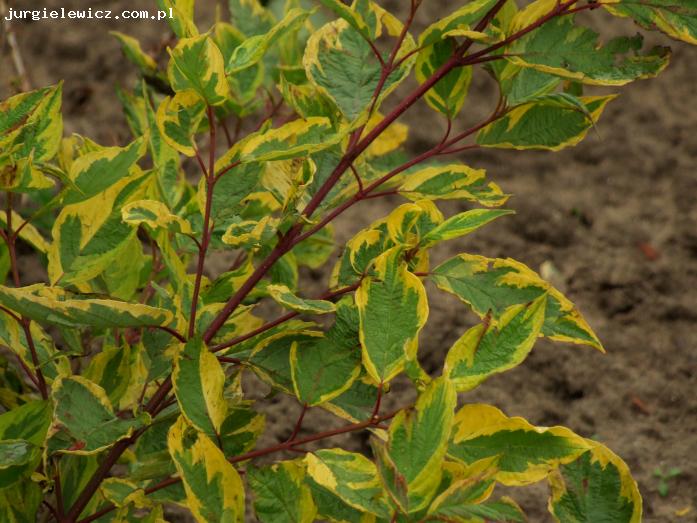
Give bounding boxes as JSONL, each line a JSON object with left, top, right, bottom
{"left": 0, "top": 0, "right": 696, "bottom": 521}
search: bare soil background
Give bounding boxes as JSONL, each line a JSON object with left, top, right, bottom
{"left": 2, "top": 1, "right": 696, "bottom": 521}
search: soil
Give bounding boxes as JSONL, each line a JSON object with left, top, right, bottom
{"left": 2, "top": 1, "right": 696, "bottom": 521}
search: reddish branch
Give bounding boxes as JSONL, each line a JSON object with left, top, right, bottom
{"left": 188, "top": 106, "right": 218, "bottom": 339}
{"left": 1, "top": 193, "right": 48, "bottom": 399}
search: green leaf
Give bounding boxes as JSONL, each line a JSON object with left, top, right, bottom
{"left": 221, "top": 216, "right": 278, "bottom": 249}
{"left": 548, "top": 444, "right": 642, "bottom": 523}
{"left": 507, "top": 16, "right": 671, "bottom": 86}
{"left": 425, "top": 459, "right": 499, "bottom": 520}
{"left": 122, "top": 199, "right": 192, "bottom": 235}
{"left": 604, "top": 1, "right": 697, "bottom": 45}
{"left": 173, "top": 337, "right": 227, "bottom": 438}
{"left": 228, "top": 8, "right": 311, "bottom": 73}
{"left": 168, "top": 415, "right": 245, "bottom": 523}
{"left": 420, "top": 209, "right": 513, "bottom": 247}
{"left": 0, "top": 84, "right": 63, "bottom": 192}
{"left": 304, "top": 17, "right": 414, "bottom": 122}
{"left": 141, "top": 84, "right": 186, "bottom": 208}
{"left": 49, "top": 170, "right": 151, "bottom": 286}
{"left": 0, "top": 210, "right": 48, "bottom": 254}
{"left": 381, "top": 377, "right": 457, "bottom": 512}
{"left": 445, "top": 297, "right": 547, "bottom": 392}
{"left": 219, "top": 403, "right": 265, "bottom": 458}
{"left": 63, "top": 138, "right": 146, "bottom": 205}
{"left": 268, "top": 284, "right": 336, "bottom": 315}
{"left": 419, "top": 0, "right": 500, "bottom": 47}
{"left": 214, "top": 22, "right": 265, "bottom": 109}
{"left": 111, "top": 31, "right": 158, "bottom": 76}
{"left": 250, "top": 331, "right": 323, "bottom": 393}
{"left": 157, "top": 0, "right": 197, "bottom": 38}
{"left": 100, "top": 477, "right": 150, "bottom": 509}
{"left": 494, "top": 60, "right": 561, "bottom": 106}
{"left": 155, "top": 91, "right": 207, "bottom": 157}
{"left": 48, "top": 376, "right": 150, "bottom": 455}
{"left": 0, "top": 315, "right": 69, "bottom": 381}
{"left": 0, "top": 284, "right": 173, "bottom": 329}
{"left": 318, "top": 0, "right": 372, "bottom": 39}
{"left": 84, "top": 342, "right": 148, "bottom": 411}
{"left": 229, "top": 0, "right": 275, "bottom": 37}
{"left": 168, "top": 35, "right": 229, "bottom": 105}
{"left": 305, "top": 449, "right": 390, "bottom": 517}
{"left": 292, "top": 224, "right": 335, "bottom": 270}
{"left": 236, "top": 117, "right": 340, "bottom": 163}
{"left": 0, "top": 400, "right": 51, "bottom": 445}
{"left": 0, "top": 480, "right": 42, "bottom": 523}
{"left": 431, "top": 254, "right": 603, "bottom": 351}
{"left": 477, "top": 95, "right": 615, "bottom": 151}
{"left": 322, "top": 373, "right": 381, "bottom": 423}
{"left": 356, "top": 248, "right": 428, "bottom": 383}
{"left": 306, "top": 477, "right": 369, "bottom": 523}
{"left": 248, "top": 461, "right": 317, "bottom": 523}
{"left": 432, "top": 492, "right": 526, "bottom": 522}
{"left": 279, "top": 77, "right": 339, "bottom": 121}
{"left": 398, "top": 164, "right": 508, "bottom": 207}
{"left": 0, "top": 440, "right": 40, "bottom": 488}
{"left": 448, "top": 404, "right": 589, "bottom": 485}
{"left": 58, "top": 454, "right": 99, "bottom": 514}
{"left": 208, "top": 162, "right": 263, "bottom": 221}
{"left": 416, "top": 37, "right": 472, "bottom": 119}
{"left": 290, "top": 301, "right": 362, "bottom": 406}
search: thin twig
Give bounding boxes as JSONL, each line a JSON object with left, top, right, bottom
{"left": 188, "top": 106, "right": 217, "bottom": 339}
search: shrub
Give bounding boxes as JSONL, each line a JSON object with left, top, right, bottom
{"left": 0, "top": 0, "right": 695, "bottom": 521}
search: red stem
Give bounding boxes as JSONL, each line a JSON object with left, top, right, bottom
{"left": 4, "top": 192, "right": 48, "bottom": 399}
{"left": 188, "top": 106, "right": 217, "bottom": 339}
{"left": 287, "top": 403, "right": 309, "bottom": 442}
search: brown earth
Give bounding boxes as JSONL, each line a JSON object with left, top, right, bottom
{"left": 2, "top": 1, "right": 696, "bottom": 521}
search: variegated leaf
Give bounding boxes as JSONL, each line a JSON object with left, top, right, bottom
{"left": 248, "top": 460, "right": 317, "bottom": 523}
{"left": 398, "top": 164, "right": 508, "bottom": 207}
{"left": 431, "top": 254, "right": 603, "bottom": 351}
{"left": 0, "top": 284, "right": 173, "bottom": 328}
{"left": 48, "top": 376, "right": 150, "bottom": 455}
{"left": 356, "top": 248, "right": 428, "bottom": 383}
{"left": 305, "top": 449, "right": 390, "bottom": 517}
{"left": 122, "top": 199, "right": 192, "bottom": 235}
{"left": 168, "top": 416, "right": 245, "bottom": 523}
{"left": 268, "top": 284, "right": 336, "bottom": 315}
{"left": 507, "top": 16, "right": 671, "bottom": 86}
{"left": 548, "top": 443, "right": 642, "bottom": 523}
{"left": 168, "top": 35, "right": 229, "bottom": 105}
{"left": 445, "top": 297, "right": 547, "bottom": 392}
{"left": 477, "top": 96, "right": 616, "bottom": 151}
{"left": 379, "top": 377, "right": 457, "bottom": 513}
{"left": 290, "top": 300, "right": 362, "bottom": 406}
{"left": 448, "top": 404, "right": 590, "bottom": 485}
{"left": 603, "top": 1, "right": 697, "bottom": 45}
{"left": 173, "top": 338, "right": 227, "bottom": 438}
{"left": 155, "top": 92, "right": 206, "bottom": 157}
